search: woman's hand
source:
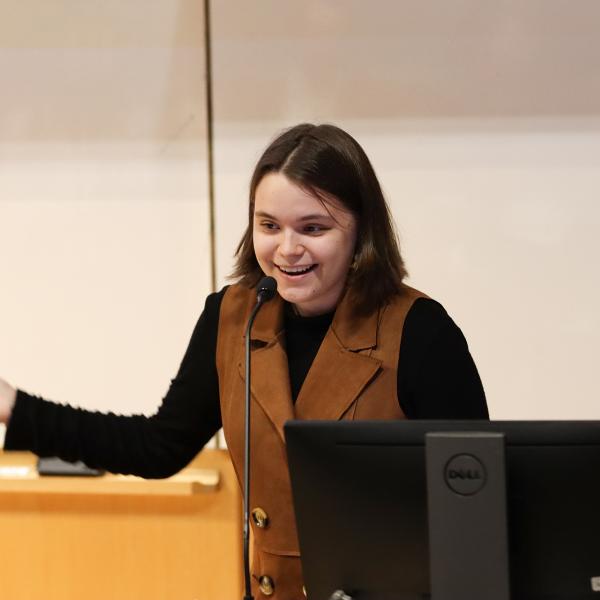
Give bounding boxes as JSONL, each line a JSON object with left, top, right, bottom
{"left": 0, "top": 378, "right": 17, "bottom": 424}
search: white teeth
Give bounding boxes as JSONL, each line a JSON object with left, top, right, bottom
{"left": 278, "top": 265, "right": 313, "bottom": 274}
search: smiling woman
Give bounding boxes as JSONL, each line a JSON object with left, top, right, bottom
{"left": 253, "top": 172, "right": 357, "bottom": 316}
{"left": 0, "top": 123, "right": 488, "bottom": 600}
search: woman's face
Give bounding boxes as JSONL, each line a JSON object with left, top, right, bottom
{"left": 253, "top": 172, "right": 357, "bottom": 316}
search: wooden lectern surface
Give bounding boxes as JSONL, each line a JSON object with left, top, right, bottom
{"left": 0, "top": 448, "right": 243, "bottom": 600}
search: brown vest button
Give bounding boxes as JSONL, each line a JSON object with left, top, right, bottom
{"left": 259, "top": 575, "right": 274, "bottom": 596}
{"left": 251, "top": 507, "right": 269, "bottom": 529}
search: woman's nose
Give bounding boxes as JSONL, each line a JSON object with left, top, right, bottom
{"left": 278, "top": 230, "right": 303, "bottom": 257}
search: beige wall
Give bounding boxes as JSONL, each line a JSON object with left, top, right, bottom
{"left": 1, "top": 1, "right": 599, "bottom": 426}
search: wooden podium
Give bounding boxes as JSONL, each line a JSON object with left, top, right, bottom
{"left": 0, "top": 448, "right": 243, "bottom": 600}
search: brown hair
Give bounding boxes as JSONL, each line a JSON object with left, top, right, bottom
{"left": 231, "top": 123, "right": 407, "bottom": 315}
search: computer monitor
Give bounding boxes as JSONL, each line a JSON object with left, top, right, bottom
{"left": 285, "top": 420, "right": 600, "bottom": 600}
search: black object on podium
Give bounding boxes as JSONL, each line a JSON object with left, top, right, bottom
{"left": 37, "top": 457, "right": 104, "bottom": 476}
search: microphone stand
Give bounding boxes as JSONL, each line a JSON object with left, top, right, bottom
{"left": 243, "top": 278, "right": 276, "bottom": 600}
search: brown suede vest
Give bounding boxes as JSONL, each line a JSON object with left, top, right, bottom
{"left": 216, "top": 283, "right": 424, "bottom": 599}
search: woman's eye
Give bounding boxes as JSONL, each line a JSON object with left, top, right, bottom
{"left": 304, "top": 224, "right": 327, "bottom": 233}
{"left": 260, "top": 221, "right": 278, "bottom": 230}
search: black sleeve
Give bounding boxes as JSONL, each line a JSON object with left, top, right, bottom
{"left": 4, "top": 289, "right": 227, "bottom": 478}
{"left": 398, "top": 298, "right": 489, "bottom": 419}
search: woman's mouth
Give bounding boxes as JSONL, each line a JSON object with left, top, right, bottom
{"left": 276, "top": 264, "right": 317, "bottom": 277}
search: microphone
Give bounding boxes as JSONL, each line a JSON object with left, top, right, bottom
{"left": 256, "top": 276, "right": 277, "bottom": 303}
{"left": 243, "top": 276, "right": 277, "bottom": 600}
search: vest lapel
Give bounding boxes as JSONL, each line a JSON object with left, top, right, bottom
{"left": 237, "top": 295, "right": 294, "bottom": 443}
{"left": 295, "top": 294, "right": 383, "bottom": 420}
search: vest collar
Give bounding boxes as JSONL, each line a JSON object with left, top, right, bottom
{"left": 330, "top": 291, "right": 379, "bottom": 351}
{"left": 250, "top": 293, "right": 285, "bottom": 342}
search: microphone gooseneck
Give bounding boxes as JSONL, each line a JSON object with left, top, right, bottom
{"left": 243, "top": 276, "right": 278, "bottom": 600}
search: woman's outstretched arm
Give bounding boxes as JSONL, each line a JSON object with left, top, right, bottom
{"left": 2, "top": 289, "right": 226, "bottom": 479}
